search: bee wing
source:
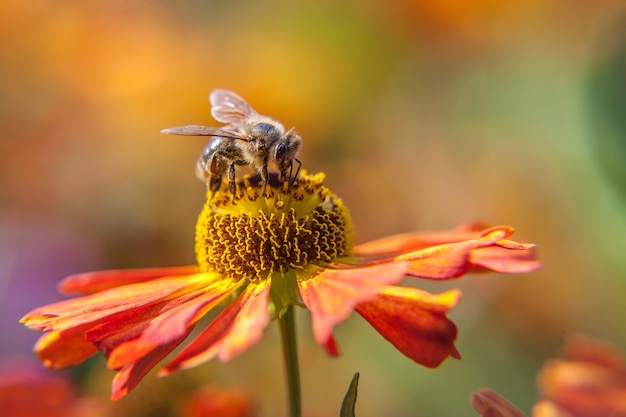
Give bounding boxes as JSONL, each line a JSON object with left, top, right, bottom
{"left": 209, "top": 89, "right": 258, "bottom": 124}
{"left": 160, "top": 125, "right": 249, "bottom": 140}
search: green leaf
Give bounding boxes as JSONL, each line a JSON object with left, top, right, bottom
{"left": 340, "top": 372, "right": 360, "bottom": 417}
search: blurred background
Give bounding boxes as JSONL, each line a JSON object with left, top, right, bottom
{"left": 1, "top": 0, "right": 625, "bottom": 415}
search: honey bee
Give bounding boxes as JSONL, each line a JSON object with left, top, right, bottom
{"left": 161, "top": 89, "right": 302, "bottom": 194}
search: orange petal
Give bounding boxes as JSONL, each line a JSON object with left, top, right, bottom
{"left": 59, "top": 266, "right": 198, "bottom": 295}
{"left": 355, "top": 287, "right": 461, "bottom": 368}
{"left": 21, "top": 275, "right": 208, "bottom": 331}
{"left": 471, "top": 388, "right": 528, "bottom": 417}
{"left": 97, "top": 280, "right": 243, "bottom": 400}
{"left": 360, "top": 226, "right": 539, "bottom": 279}
{"left": 161, "top": 280, "right": 272, "bottom": 374}
{"left": 354, "top": 222, "right": 490, "bottom": 257}
{"left": 33, "top": 327, "right": 99, "bottom": 369}
{"left": 99, "top": 279, "right": 242, "bottom": 367}
{"left": 470, "top": 244, "right": 540, "bottom": 274}
{"left": 297, "top": 262, "right": 408, "bottom": 347}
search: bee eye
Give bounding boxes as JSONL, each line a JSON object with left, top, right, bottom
{"left": 275, "top": 142, "right": 288, "bottom": 160}
{"left": 251, "top": 123, "right": 278, "bottom": 137}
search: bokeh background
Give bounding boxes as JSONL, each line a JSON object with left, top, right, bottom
{"left": 1, "top": 1, "right": 625, "bottom": 416}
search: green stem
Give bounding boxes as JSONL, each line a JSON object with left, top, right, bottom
{"left": 279, "top": 305, "right": 302, "bottom": 417}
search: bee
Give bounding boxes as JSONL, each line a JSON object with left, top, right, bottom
{"left": 161, "top": 89, "right": 302, "bottom": 195}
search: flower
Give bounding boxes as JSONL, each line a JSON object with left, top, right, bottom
{"left": 535, "top": 334, "right": 626, "bottom": 417}
{"left": 21, "top": 171, "right": 540, "bottom": 400}
{"left": 471, "top": 334, "right": 626, "bottom": 417}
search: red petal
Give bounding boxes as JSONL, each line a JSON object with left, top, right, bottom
{"left": 161, "top": 280, "right": 272, "bottom": 374}
{"left": 33, "top": 327, "right": 99, "bottom": 369}
{"left": 323, "top": 334, "right": 341, "bottom": 357}
{"left": 355, "top": 287, "right": 461, "bottom": 368}
{"left": 298, "top": 262, "right": 408, "bottom": 347}
{"left": 110, "top": 334, "right": 191, "bottom": 401}
{"left": 59, "top": 266, "right": 198, "bottom": 295}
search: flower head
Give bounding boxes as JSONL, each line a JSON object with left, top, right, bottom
{"left": 21, "top": 171, "right": 539, "bottom": 399}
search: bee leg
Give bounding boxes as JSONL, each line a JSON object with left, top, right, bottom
{"left": 207, "top": 150, "right": 226, "bottom": 193}
{"left": 228, "top": 162, "right": 237, "bottom": 202}
{"left": 287, "top": 158, "right": 302, "bottom": 189}
{"left": 260, "top": 160, "right": 270, "bottom": 197}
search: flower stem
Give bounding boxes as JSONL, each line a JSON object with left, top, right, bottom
{"left": 279, "top": 305, "right": 302, "bottom": 417}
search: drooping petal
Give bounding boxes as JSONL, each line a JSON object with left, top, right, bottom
{"left": 357, "top": 226, "right": 539, "bottom": 280}
{"left": 297, "top": 262, "right": 408, "bottom": 347}
{"left": 323, "top": 334, "right": 341, "bottom": 357}
{"left": 161, "top": 279, "right": 272, "bottom": 375}
{"left": 111, "top": 333, "right": 192, "bottom": 401}
{"left": 33, "top": 326, "right": 99, "bottom": 369}
{"left": 59, "top": 266, "right": 198, "bottom": 295}
{"left": 355, "top": 286, "right": 461, "bottom": 368}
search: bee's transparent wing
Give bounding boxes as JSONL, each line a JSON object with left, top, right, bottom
{"left": 160, "top": 125, "right": 248, "bottom": 140}
{"left": 209, "top": 89, "right": 257, "bottom": 124}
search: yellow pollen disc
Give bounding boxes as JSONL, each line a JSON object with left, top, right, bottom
{"left": 195, "top": 171, "right": 355, "bottom": 281}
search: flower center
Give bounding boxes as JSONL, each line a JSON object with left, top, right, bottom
{"left": 195, "top": 171, "right": 355, "bottom": 281}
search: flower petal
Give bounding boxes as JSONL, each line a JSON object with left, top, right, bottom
{"left": 354, "top": 221, "right": 490, "bottom": 256}
{"left": 59, "top": 266, "right": 198, "bottom": 295}
{"left": 111, "top": 335, "right": 191, "bottom": 401}
{"left": 297, "top": 262, "right": 408, "bottom": 347}
{"left": 470, "top": 244, "right": 540, "bottom": 274}
{"left": 359, "top": 226, "right": 539, "bottom": 279}
{"left": 100, "top": 279, "right": 242, "bottom": 367}
{"left": 323, "top": 334, "right": 341, "bottom": 357}
{"left": 161, "top": 279, "right": 272, "bottom": 374}
{"left": 33, "top": 327, "right": 99, "bottom": 369}
{"left": 21, "top": 275, "right": 208, "bottom": 331}
{"left": 96, "top": 279, "right": 243, "bottom": 400}
{"left": 23, "top": 272, "right": 241, "bottom": 399}
{"left": 471, "top": 388, "right": 528, "bottom": 417}
{"left": 355, "top": 286, "right": 461, "bottom": 367}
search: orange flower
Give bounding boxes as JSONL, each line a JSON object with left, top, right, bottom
{"left": 471, "top": 335, "right": 626, "bottom": 417}
{"left": 534, "top": 334, "right": 626, "bottom": 417}
{"left": 22, "top": 171, "right": 539, "bottom": 400}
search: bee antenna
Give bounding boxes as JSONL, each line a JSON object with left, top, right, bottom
{"left": 289, "top": 158, "right": 302, "bottom": 189}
